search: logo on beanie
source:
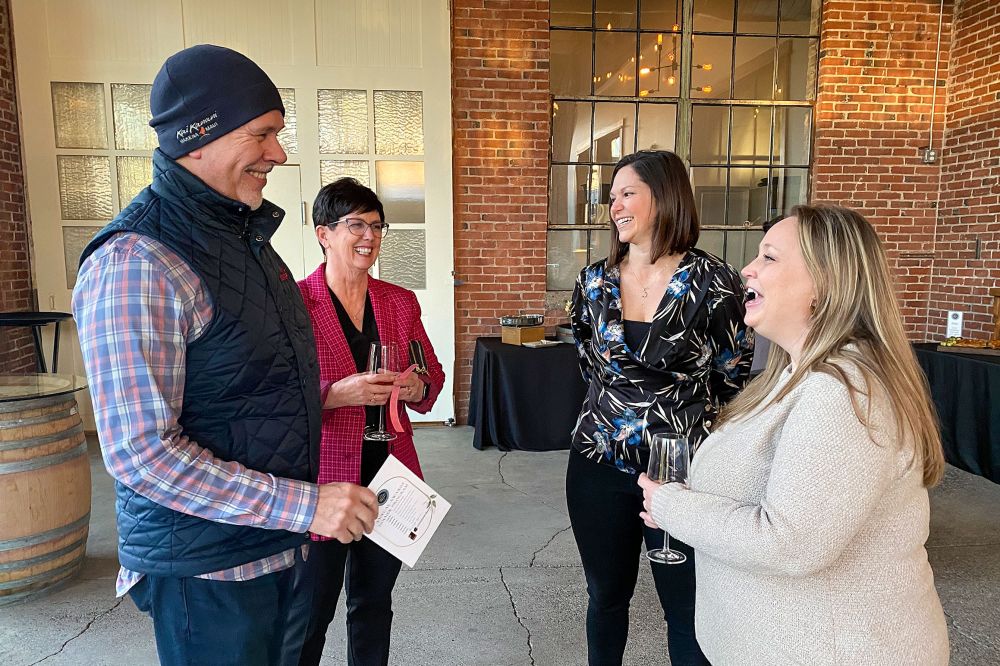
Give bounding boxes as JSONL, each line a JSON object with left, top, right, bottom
{"left": 176, "top": 111, "right": 220, "bottom": 146}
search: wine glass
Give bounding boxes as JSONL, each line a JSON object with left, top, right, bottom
{"left": 646, "top": 432, "right": 690, "bottom": 564}
{"left": 364, "top": 341, "right": 397, "bottom": 442}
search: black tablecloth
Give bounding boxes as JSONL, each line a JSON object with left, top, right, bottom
{"left": 469, "top": 337, "right": 587, "bottom": 451}
{"left": 914, "top": 343, "right": 999, "bottom": 484}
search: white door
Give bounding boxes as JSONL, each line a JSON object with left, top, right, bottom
{"left": 266, "top": 164, "right": 315, "bottom": 278}
{"left": 12, "top": 0, "right": 455, "bottom": 424}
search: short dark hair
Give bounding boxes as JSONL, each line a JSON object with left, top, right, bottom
{"left": 312, "top": 177, "right": 385, "bottom": 228}
{"left": 606, "top": 150, "right": 699, "bottom": 268}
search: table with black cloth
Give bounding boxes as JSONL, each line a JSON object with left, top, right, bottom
{"left": 469, "top": 337, "right": 587, "bottom": 451}
{"left": 914, "top": 343, "right": 999, "bottom": 484}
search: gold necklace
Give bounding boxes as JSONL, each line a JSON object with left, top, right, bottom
{"left": 627, "top": 261, "right": 662, "bottom": 299}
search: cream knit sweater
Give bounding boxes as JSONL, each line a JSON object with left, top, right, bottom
{"left": 652, "top": 366, "right": 949, "bottom": 665}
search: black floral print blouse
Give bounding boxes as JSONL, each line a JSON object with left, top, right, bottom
{"left": 570, "top": 249, "right": 754, "bottom": 474}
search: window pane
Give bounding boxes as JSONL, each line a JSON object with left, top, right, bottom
{"left": 597, "top": 0, "right": 637, "bottom": 30}
{"left": 691, "top": 167, "right": 727, "bottom": 225}
{"left": 737, "top": 0, "right": 777, "bottom": 34}
{"left": 590, "top": 228, "right": 611, "bottom": 263}
{"left": 375, "top": 161, "right": 424, "bottom": 223}
{"left": 637, "top": 103, "right": 677, "bottom": 151}
{"left": 697, "top": 229, "right": 725, "bottom": 258}
{"left": 729, "top": 167, "right": 770, "bottom": 224}
{"left": 780, "top": 0, "right": 821, "bottom": 35}
{"left": 551, "top": 0, "right": 592, "bottom": 27}
{"left": 321, "top": 160, "right": 370, "bottom": 187}
{"left": 552, "top": 31, "right": 594, "bottom": 96}
{"left": 374, "top": 90, "right": 424, "bottom": 155}
{"left": 595, "top": 32, "right": 638, "bottom": 96}
{"left": 776, "top": 38, "right": 817, "bottom": 100}
{"left": 690, "top": 105, "right": 729, "bottom": 164}
{"left": 111, "top": 83, "right": 157, "bottom": 151}
{"left": 549, "top": 164, "right": 591, "bottom": 225}
{"left": 639, "top": 33, "right": 681, "bottom": 98}
{"left": 51, "top": 82, "right": 108, "bottom": 150}
{"left": 57, "top": 155, "right": 113, "bottom": 220}
{"left": 730, "top": 106, "right": 771, "bottom": 166}
{"left": 772, "top": 107, "right": 811, "bottom": 165}
{"left": 379, "top": 229, "right": 425, "bottom": 290}
{"left": 693, "top": 0, "right": 734, "bottom": 33}
{"left": 552, "top": 101, "right": 593, "bottom": 163}
{"left": 772, "top": 167, "right": 809, "bottom": 217}
{"left": 547, "top": 230, "right": 590, "bottom": 290}
{"left": 734, "top": 37, "right": 775, "bottom": 100}
{"left": 593, "top": 102, "right": 636, "bottom": 163}
{"left": 62, "top": 226, "right": 102, "bottom": 289}
{"left": 592, "top": 165, "right": 616, "bottom": 222}
{"left": 116, "top": 156, "right": 152, "bottom": 207}
{"left": 277, "top": 88, "right": 298, "bottom": 155}
{"left": 318, "top": 89, "right": 368, "bottom": 154}
{"left": 739, "top": 229, "right": 765, "bottom": 271}
{"left": 641, "top": 0, "right": 681, "bottom": 31}
{"left": 692, "top": 36, "right": 732, "bottom": 98}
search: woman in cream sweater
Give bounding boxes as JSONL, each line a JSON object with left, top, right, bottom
{"left": 638, "top": 205, "right": 949, "bottom": 665}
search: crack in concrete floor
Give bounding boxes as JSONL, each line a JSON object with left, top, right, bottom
{"left": 529, "top": 526, "right": 572, "bottom": 568}
{"left": 499, "top": 566, "right": 535, "bottom": 666}
{"left": 28, "top": 596, "right": 126, "bottom": 665}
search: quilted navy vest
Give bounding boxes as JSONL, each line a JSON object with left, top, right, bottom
{"left": 80, "top": 150, "right": 321, "bottom": 577}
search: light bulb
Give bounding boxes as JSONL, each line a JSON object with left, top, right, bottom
{"left": 640, "top": 67, "right": 651, "bottom": 75}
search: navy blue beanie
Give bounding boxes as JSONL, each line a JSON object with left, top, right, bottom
{"left": 149, "top": 44, "right": 284, "bottom": 158}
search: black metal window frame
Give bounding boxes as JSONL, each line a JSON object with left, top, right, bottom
{"left": 547, "top": 0, "right": 823, "bottom": 288}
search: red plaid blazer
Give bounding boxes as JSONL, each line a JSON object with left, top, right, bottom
{"left": 298, "top": 264, "right": 445, "bottom": 489}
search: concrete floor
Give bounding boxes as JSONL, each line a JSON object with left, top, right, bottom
{"left": 1, "top": 427, "right": 998, "bottom": 665}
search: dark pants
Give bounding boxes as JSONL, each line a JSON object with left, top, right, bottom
{"left": 566, "top": 450, "right": 708, "bottom": 666}
{"left": 298, "top": 536, "right": 403, "bottom": 666}
{"left": 128, "top": 549, "right": 313, "bottom": 666}
{"left": 298, "top": 441, "right": 397, "bottom": 665}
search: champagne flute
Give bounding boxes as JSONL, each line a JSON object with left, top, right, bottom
{"left": 645, "top": 432, "right": 690, "bottom": 564}
{"left": 364, "top": 341, "right": 397, "bottom": 442}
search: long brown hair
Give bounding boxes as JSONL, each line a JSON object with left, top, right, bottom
{"left": 606, "top": 150, "right": 699, "bottom": 268}
{"left": 721, "top": 204, "right": 945, "bottom": 486}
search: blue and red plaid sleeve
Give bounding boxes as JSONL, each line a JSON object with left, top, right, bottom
{"left": 72, "top": 233, "right": 317, "bottom": 534}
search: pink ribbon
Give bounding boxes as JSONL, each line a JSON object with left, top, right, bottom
{"left": 389, "top": 363, "right": 419, "bottom": 433}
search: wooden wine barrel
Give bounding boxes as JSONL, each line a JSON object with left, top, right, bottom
{"left": 0, "top": 392, "right": 91, "bottom": 604}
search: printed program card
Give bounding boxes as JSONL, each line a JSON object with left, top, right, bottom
{"left": 365, "top": 455, "right": 452, "bottom": 567}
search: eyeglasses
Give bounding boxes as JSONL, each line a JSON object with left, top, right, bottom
{"left": 330, "top": 217, "right": 390, "bottom": 238}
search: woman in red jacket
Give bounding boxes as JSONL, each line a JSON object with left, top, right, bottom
{"left": 297, "top": 177, "right": 445, "bottom": 666}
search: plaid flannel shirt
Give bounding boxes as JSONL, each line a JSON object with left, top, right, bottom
{"left": 72, "top": 233, "right": 318, "bottom": 596}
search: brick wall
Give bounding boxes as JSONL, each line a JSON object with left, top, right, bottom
{"left": 930, "top": 0, "right": 1000, "bottom": 339}
{"left": 0, "top": 0, "right": 35, "bottom": 373}
{"left": 811, "top": 0, "right": 952, "bottom": 336}
{"left": 451, "top": 0, "right": 550, "bottom": 422}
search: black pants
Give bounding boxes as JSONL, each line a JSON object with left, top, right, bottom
{"left": 566, "top": 450, "right": 708, "bottom": 666}
{"left": 299, "top": 440, "right": 399, "bottom": 666}
{"left": 128, "top": 548, "right": 312, "bottom": 666}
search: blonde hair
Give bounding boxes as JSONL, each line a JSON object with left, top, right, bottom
{"left": 721, "top": 204, "right": 944, "bottom": 486}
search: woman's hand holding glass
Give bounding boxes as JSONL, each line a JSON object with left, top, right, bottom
{"left": 324, "top": 371, "right": 398, "bottom": 409}
{"left": 639, "top": 433, "right": 691, "bottom": 564}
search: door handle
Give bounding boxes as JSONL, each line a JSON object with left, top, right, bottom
{"left": 301, "top": 201, "right": 308, "bottom": 226}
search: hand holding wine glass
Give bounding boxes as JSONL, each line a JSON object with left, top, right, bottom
{"left": 364, "top": 342, "right": 397, "bottom": 441}
{"left": 645, "top": 432, "right": 690, "bottom": 564}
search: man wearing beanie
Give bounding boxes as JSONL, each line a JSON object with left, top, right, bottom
{"left": 72, "top": 44, "right": 378, "bottom": 665}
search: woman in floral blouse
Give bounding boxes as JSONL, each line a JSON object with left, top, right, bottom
{"left": 567, "top": 150, "right": 753, "bottom": 666}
